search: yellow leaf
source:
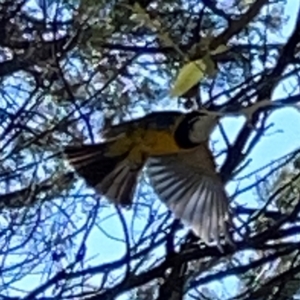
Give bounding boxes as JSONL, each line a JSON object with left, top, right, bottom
{"left": 171, "top": 60, "right": 207, "bottom": 97}
{"left": 241, "top": 0, "right": 255, "bottom": 5}
{"left": 210, "top": 44, "right": 228, "bottom": 55}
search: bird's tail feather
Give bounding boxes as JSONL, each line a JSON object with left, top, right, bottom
{"left": 64, "top": 143, "right": 141, "bottom": 206}
{"left": 146, "top": 155, "right": 232, "bottom": 250}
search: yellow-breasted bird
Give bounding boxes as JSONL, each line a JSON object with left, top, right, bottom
{"left": 64, "top": 111, "right": 232, "bottom": 248}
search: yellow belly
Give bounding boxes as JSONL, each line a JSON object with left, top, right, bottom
{"left": 106, "top": 129, "right": 181, "bottom": 163}
{"left": 136, "top": 129, "right": 180, "bottom": 155}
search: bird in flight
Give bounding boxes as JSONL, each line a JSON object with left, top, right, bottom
{"left": 64, "top": 110, "right": 232, "bottom": 249}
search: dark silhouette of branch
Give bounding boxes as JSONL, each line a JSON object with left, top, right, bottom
{"left": 220, "top": 7, "right": 300, "bottom": 181}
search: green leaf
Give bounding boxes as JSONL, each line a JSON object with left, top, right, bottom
{"left": 171, "top": 59, "right": 207, "bottom": 97}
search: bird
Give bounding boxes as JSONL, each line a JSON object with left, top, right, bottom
{"left": 63, "top": 110, "right": 232, "bottom": 248}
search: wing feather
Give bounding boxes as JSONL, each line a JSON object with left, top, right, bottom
{"left": 146, "top": 153, "right": 232, "bottom": 250}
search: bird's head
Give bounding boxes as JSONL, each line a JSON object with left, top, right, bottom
{"left": 174, "top": 111, "right": 219, "bottom": 149}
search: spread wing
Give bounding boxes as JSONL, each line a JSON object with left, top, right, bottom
{"left": 64, "top": 143, "right": 142, "bottom": 206}
{"left": 146, "top": 147, "right": 232, "bottom": 250}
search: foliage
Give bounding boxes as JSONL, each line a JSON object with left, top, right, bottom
{"left": 0, "top": 0, "right": 300, "bottom": 299}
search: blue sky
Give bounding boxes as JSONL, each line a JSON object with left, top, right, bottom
{"left": 1, "top": 0, "right": 300, "bottom": 299}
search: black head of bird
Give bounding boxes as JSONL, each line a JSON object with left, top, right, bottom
{"left": 173, "top": 110, "right": 219, "bottom": 148}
